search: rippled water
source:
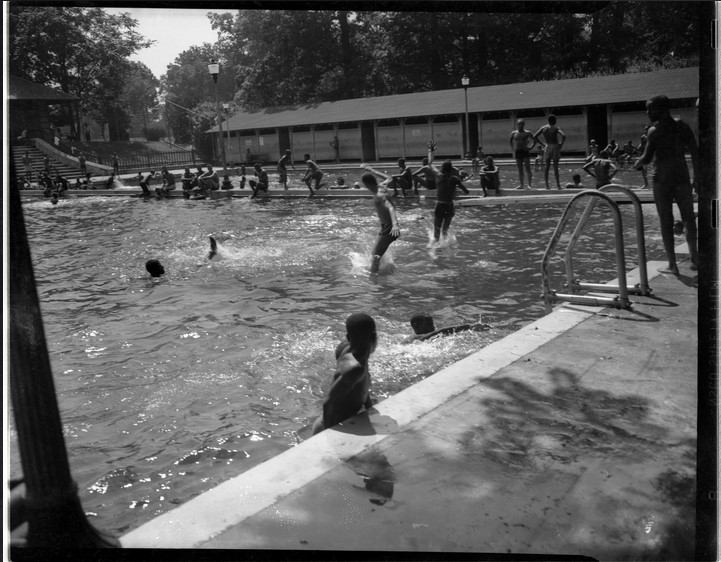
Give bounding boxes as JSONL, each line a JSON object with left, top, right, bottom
{"left": 9, "top": 195, "right": 664, "bottom": 535}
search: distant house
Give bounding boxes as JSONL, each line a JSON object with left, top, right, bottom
{"left": 8, "top": 75, "right": 79, "bottom": 143}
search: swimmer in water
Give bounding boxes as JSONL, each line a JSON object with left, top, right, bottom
{"left": 406, "top": 313, "right": 491, "bottom": 342}
{"left": 145, "top": 259, "right": 165, "bottom": 277}
{"left": 312, "top": 312, "right": 377, "bottom": 434}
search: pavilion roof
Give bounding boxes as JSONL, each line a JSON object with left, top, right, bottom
{"left": 8, "top": 75, "right": 79, "bottom": 102}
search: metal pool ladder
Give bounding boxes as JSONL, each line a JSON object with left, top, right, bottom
{"left": 541, "top": 184, "right": 652, "bottom": 314}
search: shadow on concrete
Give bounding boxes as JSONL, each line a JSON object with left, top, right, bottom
{"left": 472, "top": 367, "right": 692, "bottom": 465}
{"left": 639, "top": 295, "right": 679, "bottom": 307}
{"left": 456, "top": 366, "right": 696, "bottom": 559}
{"left": 596, "top": 309, "right": 659, "bottom": 322}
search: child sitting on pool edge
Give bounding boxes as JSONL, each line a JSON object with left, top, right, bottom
{"left": 406, "top": 313, "right": 491, "bottom": 342}
{"left": 312, "top": 312, "right": 377, "bottom": 435}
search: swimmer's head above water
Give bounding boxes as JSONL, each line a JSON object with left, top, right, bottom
{"left": 410, "top": 313, "right": 435, "bottom": 335}
{"left": 145, "top": 259, "right": 165, "bottom": 277}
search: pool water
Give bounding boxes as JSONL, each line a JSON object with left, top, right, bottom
{"left": 10, "top": 195, "right": 664, "bottom": 535}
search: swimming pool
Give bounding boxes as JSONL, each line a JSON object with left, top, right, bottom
{"left": 9, "top": 195, "right": 664, "bottom": 535}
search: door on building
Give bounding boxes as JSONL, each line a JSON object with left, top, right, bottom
{"left": 279, "top": 128, "right": 291, "bottom": 153}
{"left": 361, "top": 122, "right": 376, "bottom": 161}
{"left": 586, "top": 105, "right": 608, "bottom": 149}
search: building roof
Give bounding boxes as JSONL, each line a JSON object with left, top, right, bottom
{"left": 8, "top": 75, "right": 79, "bottom": 102}
{"left": 211, "top": 66, "right": 699, "bottom": 133}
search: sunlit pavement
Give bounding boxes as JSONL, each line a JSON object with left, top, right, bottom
{"left": 121, "top": 244, "right": 698, "bottom": 559}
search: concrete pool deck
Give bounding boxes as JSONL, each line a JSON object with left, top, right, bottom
{"left": 120, "top": 245, "right": 698, "bottom": 559}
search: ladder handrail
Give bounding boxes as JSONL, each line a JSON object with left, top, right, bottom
{"left": 541, "top": 190, "right": 629, "bottom": 314}
{"left": 597, "top": 184, "right": 650, "bottom": 295}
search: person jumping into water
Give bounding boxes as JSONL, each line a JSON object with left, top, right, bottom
{"left": 312, "top": 312, "right": 377, "bottom": 434}
{"left": 360, "top": 171, "right": 401, "bottom": 274}
{"left": 431, "top": 160, "right": 470, "bottom": 241}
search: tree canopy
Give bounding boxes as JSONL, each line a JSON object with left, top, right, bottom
{"left": 9, "top": 5, "right": 153, "bottom": 138}
{"left": 9, "top": 2, "right": 701, "bottom": 150}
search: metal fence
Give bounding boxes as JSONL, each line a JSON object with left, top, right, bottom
{"left": 100, "top": 150, "right": 198, "bottom": 173}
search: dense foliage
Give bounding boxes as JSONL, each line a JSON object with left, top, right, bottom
{"left": 192, "top": 2, "right": 700, "bottom": 109}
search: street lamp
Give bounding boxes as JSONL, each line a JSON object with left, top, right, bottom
{"left": 208, "top": 60, "right": 227, "bottom": 173}
{"left": 222, "top": 102, "right": 232, "bottom": 161}
{"left": 461, "top": 75, "right": 470, "bottom": 159}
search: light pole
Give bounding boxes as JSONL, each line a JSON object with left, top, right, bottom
{"left": 461, "top": 75, "right": 470, "bottom": 159}
{"left": 207, "top": 60, "right": 227, "bottom": 173}
{"left": 222, "top": 102, "right": 232, "bottom": 162}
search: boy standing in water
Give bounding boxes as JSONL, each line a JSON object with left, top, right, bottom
{"left": 432, "top": 160, "right": 470, "bottom": 241}
{"left": 312, "top": 313, "right": 377, "bottom": 435}
{"left": 361, "top": 172, "right": 401, "bottom": 274}
{"left": 582, "top": 150, "right": 617, "bottom": 189}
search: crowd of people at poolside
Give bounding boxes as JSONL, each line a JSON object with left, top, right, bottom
{"left": 20, "top": 113, "right": 655, "bottom": 207}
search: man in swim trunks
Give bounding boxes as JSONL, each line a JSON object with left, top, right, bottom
{"left": 634, "top": 94, "right": 699, "bottom": 275}
{"left": 388, "top": 158, "right": 414, "bottom": 197}
{"left": 302, "top": 153, "right": 323, "bottom": 196}
{"left": 412, "top": 157, "right": 437, "bottom": 191}
{"left": 360, "top": 172, "right": 401, "bottom": 273}
{"left": 533, "top": 114, "right": 566, "bottom": 190}
{"left": 193, "top": 164, "right": 219, "bottom": 199}
{"left": 509, "top": 118, "right": 535, "bottom": 189}
{"left": 312, "top": 312, "right": 377, "bottom": 434}
{"left": 432, "top": 160, "right": 470, "bottom": 241}
{"left": 249, "top": 163, "right": 269, "bottom": 198}
{"left": 277, "top": 149, "right": 294, "bottom": 190}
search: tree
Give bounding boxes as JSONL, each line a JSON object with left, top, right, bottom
{"left": 120, "top": 62, "right": 160, "bottom": 138}
{"left": 8, "top": 6, "right": 152, "bottom": 138}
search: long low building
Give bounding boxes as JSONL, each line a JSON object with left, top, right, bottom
{"left": 209, "top": 67, "right": 699, "bottom": 164}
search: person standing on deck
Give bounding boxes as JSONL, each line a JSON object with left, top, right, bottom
{"left": 22, "top": 151, "right": 33, "bottom": 182}
{"left": 277, "top": 149, "right": 295, "bottom": 190}
{"left": 532, "top": 114, "right": 566, "bottom": 190}
{"left": 329, "top": 136, "right": 340, "bottom": 163}
{"left": 509, "top": 119, "right": 535, "bottom": 189}
{"left": 634, "top": 94, "right": 699, "bottom": 275}
{"left": 302, "top": 153, "right": 324, "bottom": 196}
